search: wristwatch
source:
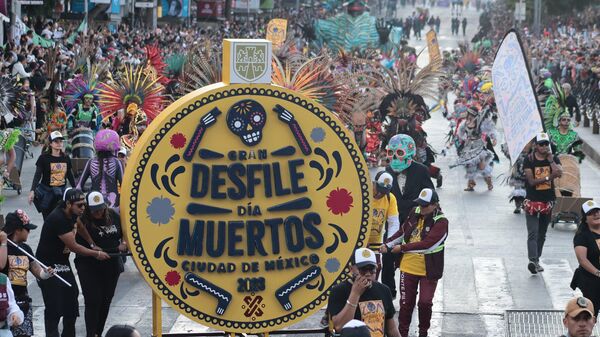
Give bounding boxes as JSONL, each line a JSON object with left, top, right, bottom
{"left": 595, "top": 270, "right": 600, "bottom": 278}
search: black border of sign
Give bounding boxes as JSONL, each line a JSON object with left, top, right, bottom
{"left": 493, "top": 28, "right": 546, "bottom": 132}
{"left": 127, "top": 86, "right": 371, "bottom": 331}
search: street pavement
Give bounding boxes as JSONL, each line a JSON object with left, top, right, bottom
{"left": 5, "top": 3, "right": 600, "bottom": 337}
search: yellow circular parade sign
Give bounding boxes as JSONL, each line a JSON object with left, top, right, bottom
{"left": 122, "top": 40, "right": 370, "bottom": 333}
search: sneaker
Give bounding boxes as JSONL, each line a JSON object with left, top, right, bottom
{"left": 535, "top": 263, "right": 544, "bottom": 272}
{"left": 513, "top": 207, "right": 521, "bottom": 214}
{"left": 436, "top": 174, "right": 443, "bottom": 188}
{"left": 528, "top": 261, "right": 538, "bottom": 274}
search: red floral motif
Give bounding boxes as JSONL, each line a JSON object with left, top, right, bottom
{"left": 170, "top": 133, "right": 187, "bottom": 149}
{"left": 326, "top": 188, "right": 353, "bottom": 215}
{"left": 165, "top": 270, "right": 181, "bottom": 286}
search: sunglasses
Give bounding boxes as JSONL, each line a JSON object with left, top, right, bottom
{"left": 73, "top": 202, "right": 86, "bottom": 208}
{"left": 386, "top": 149, "right": 406, "bottom": 158}
{"left": 537, "top": 142, "right": 550, "bottom": 147}
{"left": 560, "top": 118, "right": 571, "bottom": 122}
{"left": 358, "top": 265, "right": 377, "bottom": 274}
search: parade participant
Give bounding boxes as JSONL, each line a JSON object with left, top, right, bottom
{"left": 36, "top": 188, "right": 110, "bottom": 337}
{"left": 383, "top": 134, "right": 434, "bottom": 298}
{"left": 455, "top": 106, "right": 497, "bottom": 191}
{"left": 523, "top": 132, "right": 562, "bottom": 274}
{"left": 570, "top": 200, "right": 600, "bottom": 317}
{"left": 507, "top": 144, "right": 531, "bottom": 214}
{"left": 548, "top": 113, "right": 584, "bottom": 162}
{"left": 562, "top": 83, "right": 581, "bottom": 126}
{"left": 1, "top": 210, "right": 54, "bottom": 337}
{"left": 382, "top": 188, "right": 448, "bottom": 337}
{"left": 77, "top": 130, "right": 124, "bottom": 208}
{"left": 75, "top": 192, "right": 126, "bottom": 337}
{"left": 98, "top": 65, "right": 164, "bottom": 151}
{"left": 0, "top": 273, "right": 24, "bottom": 334}
{"left": 28, "top": 131, "right": 76, "bottom": 219}
{"left": 327, "top": 248, "right": 400, "bottom": 337}
{"left": 367, "top": 171, "right": 400, "bottom": 279}
{"left": 105, "top": 325, "right": 142, "bottom": 337}
{"left": 67, "top": 94, "right": 99, "bottom": 131}
{"left": 560, "top": 297, "right": 596, "bottom": 337}
{"left": 63, "top": 71, "right": 101, "bottom": 132}
{"left": 117, "top": 147, "right": 128, "bottom": 169}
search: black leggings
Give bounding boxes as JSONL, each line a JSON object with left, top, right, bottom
{"left": 75, "top": 258, "right": 121, "bottom": 337}
{"left": 38, "top": 272, "right": 79, "bottom": 337}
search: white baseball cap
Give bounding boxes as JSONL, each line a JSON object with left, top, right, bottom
{"left": 582, "top": 200, "right": 600, "bottom": 215}
{"left": 375, "top": 171, "right": 393, "bottom": 193}
{"left": 414, "top": 188, "right": 439, "bottom": 206}
{"left": 50, "top": 131, "right": 64, "bottom": 141}
{"left": 86, "top": 191, "right": 107, "bottom": 212}
{"left": 118, "top": 147, "right": 128, "bottom": 156}
{"left": 535, "top": 132, "right": 550, "bottom": 144}
{"left": 353, "top": 248, "right": 376, "bottom": 268}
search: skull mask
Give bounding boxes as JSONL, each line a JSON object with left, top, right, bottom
{"left": 386, "top": 134, "right": 415, "bottom": 173}
{"left": 227, "top": 99, "right": 267, "bottom": 146}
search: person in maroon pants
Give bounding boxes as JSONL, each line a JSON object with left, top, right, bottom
{"left": 381, "top": 188, "right": 448, "bottom": 337}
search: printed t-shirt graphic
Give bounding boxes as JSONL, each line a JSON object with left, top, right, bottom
{"left": 400, "top": 218, "right": 426, "bottom": 276}
{"left": 369, "top": 194, "right": 398, "bottom": 246}
{"left": 359, "top": 300, "right": 385, "bottom": 337}
{"left": 50, "top": 162, "right": 67, "bottom": 186}
{"left": 8, "top": 255, "right": 29, "bottom": 287}
{"left": 534, "top": 165, "right": 551, "bottom": 190}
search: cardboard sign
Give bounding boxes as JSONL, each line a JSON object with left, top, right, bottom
{"left": 492, "top": 30, "right": 543, "bottom": 163}
{"left": 122, "top": 41, "right": 370, "bottom": 333}
{"left": 266, "top": 19, "right": 287, "bottom": 48}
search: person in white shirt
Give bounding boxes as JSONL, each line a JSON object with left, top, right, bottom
{"left": 11, "top": 55, "right": 31, "bottom": 78}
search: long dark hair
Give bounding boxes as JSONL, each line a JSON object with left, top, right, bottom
{"left": 577, "top": 210, "right": 592, "bottom": 235}
{"left": 96, "top": 150, "right": 116, "bottom": 185}
{"left": 105, "top": 325, "right": 138, "bottom": 337}
{"left": 80, "top": 201, "right": 113, "bottom": 229}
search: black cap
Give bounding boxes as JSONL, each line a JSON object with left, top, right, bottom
{"left": 3, "top": 210, "right": 37, "bottom": 234}
{"left": 63, "top": 188, "right": 85, "bottom": 203}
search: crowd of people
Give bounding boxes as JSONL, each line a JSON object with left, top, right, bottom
{"left": 0, "top": 0, "right": 596, "bottom": 336}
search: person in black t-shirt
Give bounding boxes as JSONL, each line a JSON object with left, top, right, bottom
{"left": 523, "top": 133, "right": 562, "bottom": 274}
{"left": 75, "top": 191, "right": 127, "bottom": 337}
{"left": 36, "top": 189, "right": 110, "bottom": 337}
{"left": 328, "top": 248, "right": 400, "bottom": 337}
{"left": 2, "top": 209, "right": 54, "bottom": 337}
{"left": 571, "top": 200, "right": 600, "bottom": 318}
{"left": 28, "top": 131, "right": 76, "bottom": 219}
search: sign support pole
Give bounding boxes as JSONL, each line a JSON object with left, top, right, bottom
{"left": 153, "top": 291, "right": 163, "bottom": 337}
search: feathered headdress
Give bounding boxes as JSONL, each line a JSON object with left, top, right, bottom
{"left": 145, "top": 43, "right": 170, "bottom": 85}
{"left": 0, "top": 77, "right": 27, "bottom": 122}
{"left": 98, "top": 65, "right": 165, "bottom": 122}
{"left": 456, "top": 51, "right": 480, "bottom": 74}
{"left": 62, "top": 70, "right": 101, "bottom": 112}
{"left": 180, "top": 42, "right": 222, "bottom": 95}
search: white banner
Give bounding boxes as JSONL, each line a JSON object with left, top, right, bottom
{"left": 233, "top": 0, "right": 259, "bottom": 9}
{"left": 492, "top": 30, "right": 543, "bottom": 164}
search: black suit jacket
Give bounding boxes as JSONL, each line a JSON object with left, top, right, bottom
{"left": 386, "top": 162, "right": 434, "bottom": 221}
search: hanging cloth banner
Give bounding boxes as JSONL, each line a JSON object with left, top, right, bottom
{"left": 426, "top": 29, "right": 441, "bottom": 65}
{"left": 66, "top": 16, "right": 88, "bottom": 45}
{"left": 492, "top": 29, "right": 544, "bottom": 164}
{"left": 266, "top": 19, "right": 287, "bottom": 48}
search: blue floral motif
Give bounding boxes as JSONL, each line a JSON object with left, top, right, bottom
{"left": 147, "top": 197, "right": 175, "bottom": 225}
{"left": 311, "top": 127, "right": 325, "bottom": 143}
{"left": 325, "top": 258, "right": 340, "bottom": 273}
